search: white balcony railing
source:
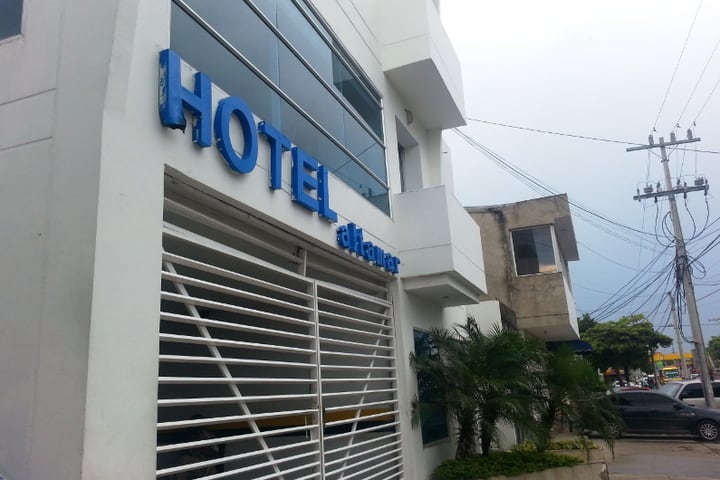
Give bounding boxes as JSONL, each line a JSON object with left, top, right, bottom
{"left": 394, "top": 186, "right": 487, "bottom": 306}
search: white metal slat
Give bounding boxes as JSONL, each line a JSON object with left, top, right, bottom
{"left": 323, "top": 431, "right": 400, "bottom": 456}
{"left": 159, "top": 354, "right": 315, "bottom": 369}
{"left": 160, "top": 261, "right": 299, "bottom": 479}
{"left": 160, "top": 312, "right": 315, "bottom": 342}
{"left": 161, "top": 270, "right": 313, "bottom": 314}
{"left": 163, "top": 251, "right": 312, "bottom": 301}
{"left": 161, "top": 291, "right": 313, "bottom": 327}
{"left": 159, "top": 333, "right": 315, "bottom": 355}
{"left": 326, "top": 453, "right": 402, "bottom": 480}
{"left": 164, "top": 198, "right": 303, "bottom": 265}
{"left": 157, "top": 439, "right": 320, "bottom": 478}
{"left": 157, "top": 425, "right": 317, "bottom": 454}
{"left": 323, "top": 399, "right": 397, "bottom": 413}
{"left": 158, "top": 394, "right": 317, "bottom": 407}
{"left": 158, "top": 218, "right": 402, "bottom": 479}
{"left": 325, "top": 446, "right": 402, "bottom": 475}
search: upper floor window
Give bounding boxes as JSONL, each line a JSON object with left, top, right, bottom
{"left": 511, "top": 226, "right": 556, "bottom": 275}
{"left": 170, "top": 0, "right": 389, "bottom": 214}
{"left": 0, "top": 0, "right": 23, "bottom": 40}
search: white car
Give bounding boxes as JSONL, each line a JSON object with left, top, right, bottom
{"left": 658, "top": 380, "right": 720, "bottom": 407}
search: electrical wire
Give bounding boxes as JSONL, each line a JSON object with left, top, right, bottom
{"left": 652, "top": 0, "right": 704, "bottom": 132}
{"left": 451, "top": 128, "right": 718, "bottom": 325}
{"left": 578, "top": 241, "right": 663, "bottom": 273}
{"left": 674, "top": 33, "right": 720, "bottom": 128}
{"left": 697, "top": 287, "right": 720, "bottom": 302}
{"left": 452, "top": 129, "right": 659, "bottom": 246}
{"left": 464, "top": 117, "right": 720, "bottom": 155}
{"left": 589, "top": 246, "right": 675, "bottom": 321}
{"left": 693, "top": 74, "right": 720, "bottom": 123}
{"left": 465, "top": 118, "right": 643, "bottom": 146}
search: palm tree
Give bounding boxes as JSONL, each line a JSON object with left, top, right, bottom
{"left": 410, "top": 317, "right": 545, "bottom": 458}
{"left": 533, "top": 345, "right": 620, "bottom": 455}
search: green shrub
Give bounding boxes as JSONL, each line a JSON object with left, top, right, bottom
{"left": 433, "top": 451, "right": 582, "bottom": 480}
{"left": 510, "top": 438, "right": 598, "bottom": 453}
{"left": 510, "top": 440, "right": 538, "bottom": 453}
{"left": 548, "top": 438, "right": 598, "bottom": 451}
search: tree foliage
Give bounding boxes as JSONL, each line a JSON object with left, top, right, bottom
{"left": 581, "top": 314, "right": 673, "bottom": 381}
{"left": 708, "top": 336, "right": 720, "bottom": 363}
{"left": 410, "top": 318, "right": 619, "bottom": 460}
{"left": 577, "top": 313, "right": 598, "bottom": 334}
{"left": 410, "top": 318, "right": 545, "bottom": 458}
{"left": 533, "top": 345, "right": 620, "bottom": 454}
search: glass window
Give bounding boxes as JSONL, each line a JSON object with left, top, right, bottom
{"left": 512, "top": 226, "right": 556, "bottom": 275}
{"left": 170, "top": 0, "right": 389, "bottom": 214}
{"left": 171, "top": 3, "right": 279, "bottom": 124}
{"left": 681, "top": 384, "right": 703, "bottom": 399}
{"left": 413, "top": 330, "right": 449, "bottom": 445}
{"left": 0, "top": 0, "right": 23, "bottom": 39}
{"left": 643, "top": 393, "right": 675, "bottom": 407}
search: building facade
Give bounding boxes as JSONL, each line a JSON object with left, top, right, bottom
{"left": 467, "top": 194, "right": 580, "bottom": 342}
{"left": 0, "top": 1, "right": 487, "bottom": 479}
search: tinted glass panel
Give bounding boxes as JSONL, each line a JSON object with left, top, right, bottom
{"left": 643, "top": 394, "right": 675, "bottom": 407}
{"left": 333, "top": 54, "right": 383, "bottom": 137}
{"left": 170, "top": 0, "right": 389, "bottom": 214}
{"left": 171, "top": 4, "right": 279, "bottom": 124}
{"left": 344, "top": 111, "right": 386, "bottom": 182}
{"left": 279, "top": 44, "right": 344, "bottom": 139}
{"left": 512, "top": 227, "right": 556, "bottom": 275}
{"left": 0, "top": 0, "right": 23, "bottom": 39}
{"left": 682, "top": 384, "right": 703, "bottom": 399}
{"left": 413, "top": 330, "right": 449, "bottom": 445}
{"left": 277, "top": 1, "right": 333, "bottom": 80}
{"left": 184, "top": 0, "right": 281, "bottom": 80}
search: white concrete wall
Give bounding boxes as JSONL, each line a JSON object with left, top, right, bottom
{"left": 0, "top": 0, "right": 117, "bottom": 478}
{"left": 391, "top": 284, "right": 456, "bottom": 480}
{"left": 0, "top": 1, "right": 469, "bottom": 479}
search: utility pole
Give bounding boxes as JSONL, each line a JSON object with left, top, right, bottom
{"left": 667, "top": 292, "right": 690, "bottom": 380}
{"left": 627, "top": 130, "right": 715, "bottom": 408}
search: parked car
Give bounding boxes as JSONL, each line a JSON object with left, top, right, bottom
{"left": 658, "top": 380, "right": 720, "bottom": 407}
{"left": 607, "top": 390, "right": 720, "bottom": 441}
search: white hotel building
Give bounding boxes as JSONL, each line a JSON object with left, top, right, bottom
{"left": 0, "top": 1, "right": 491, "bottom": 479}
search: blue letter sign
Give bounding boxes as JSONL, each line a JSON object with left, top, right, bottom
{"left": 158, "top": 49, "right": 212, "bottom": 147}
{"left": 158, "top": 49, "right": 398, "bottom": 273}
{"left": 336, "top": 224, "right": 400, "bottom": 274}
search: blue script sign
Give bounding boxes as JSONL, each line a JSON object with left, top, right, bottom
{"left": 336, "top": 223, "right": 400, "bottom": 274}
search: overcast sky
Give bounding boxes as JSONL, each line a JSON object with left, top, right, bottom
{"left": 440, "top": 1, "right": 720, "bottom": 350}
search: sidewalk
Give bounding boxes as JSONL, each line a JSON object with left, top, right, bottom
{"left": 611, "top": 475, "right": 718, "bottom": 480}
{"left": 552, "top": 431, "right": 720, "bottom": 480}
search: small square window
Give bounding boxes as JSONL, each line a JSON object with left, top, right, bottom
{"left": 511, "top": 226, "right": 556, "bottom": 275}
{"left": 0, "top": 0, "right": 23, "bottom": 40}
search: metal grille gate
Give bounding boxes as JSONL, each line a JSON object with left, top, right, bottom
{"left": 156, "top": 191, "right": 403, "bottom": 479}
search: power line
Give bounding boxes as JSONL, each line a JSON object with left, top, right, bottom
{"left": 578, "top": 241, "right": 664, "bottom": 273}
{"left": 452, "top": 128, "right": 658, "bottom": 244}
{"left": 652, "top": 0, "right": 703, "bottom": 132}
{"left": 463, "top": 118, "right": 720, "bottom": 154}
{"left": 465, "top": 118, "right": 642, "bottom": 146}
{"left": 693, "top": 74, "right": 720, "bottom": 123}
{"left": 674, "top": 33, "right": 720, "bottom": 128}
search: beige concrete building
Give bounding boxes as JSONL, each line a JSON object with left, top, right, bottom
{"left": 467, "top": 194, "right": 580, "bottom": 342}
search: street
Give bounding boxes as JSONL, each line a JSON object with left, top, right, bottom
{"left": 604, "top": 437, "right": 720, "bottom": 479}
